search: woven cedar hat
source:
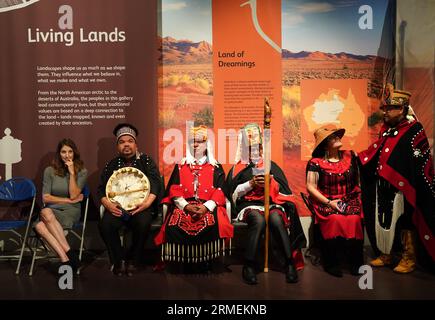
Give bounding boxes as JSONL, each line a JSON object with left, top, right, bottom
{"left": 382, "top": 83, "right": 411, "bottom": 107}
{"left": 183, "top": 125, "right": 219, "bottom": 167}
{"left": 189, "top": 125, "right": 208, "bottom": 142}
{"left": 312, "top": 124, "right": 345, "bottom": 157}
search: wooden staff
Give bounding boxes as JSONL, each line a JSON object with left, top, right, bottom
{"left": 108, "top": 187, "right": 148, "bottom": 198}
{"left": 263, "top": 97, "right": 272, "bottom": 272}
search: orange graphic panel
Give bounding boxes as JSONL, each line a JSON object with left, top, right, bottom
{"left": 212, "top": 0, "right": 282, "bottom": 170}
{"left": 300, "top": 79, "right": 369, "bottom": 160}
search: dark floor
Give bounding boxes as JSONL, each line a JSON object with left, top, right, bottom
{"left": 1, "top": 249, "right": 435, "bottom": 300}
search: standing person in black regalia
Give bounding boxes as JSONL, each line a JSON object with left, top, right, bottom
{"left": 359, "top": 84, "right": 435, "bottom": 273}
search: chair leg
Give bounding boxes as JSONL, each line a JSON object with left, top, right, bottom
{"left": 79, "top": 236, "right": 85, "bottom": 261}
{"left": 77, "top": 235, "right": 85, "bottom": 275}
{"left": 15, "top": 235, "right": 31, "bottom": 275}
{"left": 29, "top": 246, "right": 37, "bottom": 276}
{"left": 16, "top": 198, "right": 36, "bottom": 275}
{"left": 28, "top": 237, "right": 49, "bottom": 276}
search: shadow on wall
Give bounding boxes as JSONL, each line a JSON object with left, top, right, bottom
{"left": 86, "top": 137, "right": 114, "bottom": 221}
{"left": 33, "top": 151, "right": 55, "bottom": 209}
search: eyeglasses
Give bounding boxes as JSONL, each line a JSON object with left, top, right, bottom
{"left": 380, "top": 105, "right": 402, "bottom": 112}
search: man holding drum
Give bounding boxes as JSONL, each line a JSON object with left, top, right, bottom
{"left": 98, "top": 123, "right": 161, "bottom": 276}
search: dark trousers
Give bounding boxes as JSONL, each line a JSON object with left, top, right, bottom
{"left": 321, "top": 238, "right": 363, "bottom": 269}
{"left": 99, "top": 210, "right": 153, "bottom": 265}
{"left": 244, "top": 209, "right": 292, "bottom": 265}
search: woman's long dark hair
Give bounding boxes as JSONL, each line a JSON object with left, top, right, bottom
{"left": 51, "top": 138, "right": 84, "bottom": 177}
{"left": 312, "top": 133, "right": 342, "bottom": 159}
{"left": 312, "top": 140, "right": 327, "bottom": 159}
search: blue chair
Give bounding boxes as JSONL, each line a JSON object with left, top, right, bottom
{"left": 0, "top": 177, "right": 37, "bottom": 275}
{"left": 29, "top": 185, "right": 90, "bottom": 276}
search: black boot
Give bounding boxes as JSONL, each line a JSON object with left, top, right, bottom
{"left": 66, "top": 249, "right": 81, "bottom": 272}
{"left": 125, "top": 261, "right": 137, "bottom": 277}
{"left": 325, "top": 265, "right": 343, "bottom": 277}
{"left": 242, "top": 261, "right": 257, "bottom": 285}
{"left": 285, "top": 259, "right": 298, "bottom": 283}
{"left": 347, "top": 239, "right": 364, "bottom": 276}
{"left": 322, "top": 239, "right": 343, "bottom": 278}
{"left": 112, "top": 260, "right": 125, "bottom": 276}
{"left": 199, "top": 261, "right": 212, "bottom": 274}
{"left": 59, "top": 261, "right": 77, "bottom": 275}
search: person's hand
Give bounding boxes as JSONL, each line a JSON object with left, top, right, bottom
{"left": 191, "top": 205, "right": 208, "bottom": 221}
{"left": 64, "top": 158, "right": 75, "bottom": 176}
{"left": 130, "top": 199, "right": 151, "bottom": 216}
{"left": 184, "top": 204, "right": 198, "bottom": 214}
{"left": 70, "top": 194, "right": 84, "bottom": 204}
{"left": 102, "top": 198, "right": 122, "bottom": 217}
{"left": 250, "top": 175, "right": 265, "bottom": 188}
{"left": 185, "top": 204, "right": 201, "bottom": 219}
{"left": 195, "top": 205, "right": 208, "bottom": 215}
{"left": 329, "top": 199, "right": 341, "bottom": 212}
